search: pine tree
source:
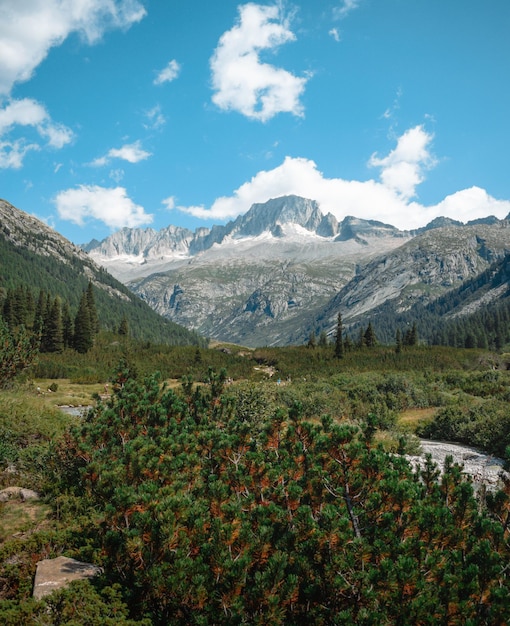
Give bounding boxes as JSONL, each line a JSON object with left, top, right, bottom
{"left": 343, "top": 334, "right": 353, "bottom": 352}
{"left": 364, "top": 321, "right": 377, "bottom": 347}
{"left": 74, "top": 292, "right": 93, "bottom": 353}
{"left": 2, "top": 289, "right": 14, "bottom": 328}
{"left": 395, "top": 328, "right": 402, "bottom": 354}
{"left": 318, "top": 330, "right": 328, "bottom": 348}
{"left": 44, "top": 296, "right": 64, "bottom": 353}
{"left": 40, "top": 292, "right": 53, "bottom": 352}
{"left": 404, "top": 322, "right": 418, "bottom": 346}
{"left": 307, "top": 331, "right": 317, "bottom": 349}
{"left": 334, "top": 313, "right": 344, "bottom": 359}
{"left": 34, "top": 289, "right": 47, "bottom": 334}
{"left": 118, "top": 316, "right": 129, "bottom": 336}
{"left": 12, "top": 285, "right": 27, "bottom": 327}
{"left": 62, "top": 301, "right": 73, "bottom": 348}
{"left": 86, "top": 281, "right": 99, "bottom": 334}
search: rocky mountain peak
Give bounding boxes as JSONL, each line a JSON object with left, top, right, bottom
{"left": 230, "top": 195, "right": 324, "bottom": 238}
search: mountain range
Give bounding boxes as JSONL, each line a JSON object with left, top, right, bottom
{"left": 84, "top": 195, "right": 510, "bottom": 347}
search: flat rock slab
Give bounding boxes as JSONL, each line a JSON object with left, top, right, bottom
{"left": 33, "top": 556, "right": 102, "bottom": 600}
{"left": 0, "top": 486, "right": 39, "bottom": 502}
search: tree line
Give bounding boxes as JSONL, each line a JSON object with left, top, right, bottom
{"left": 308, "top": 313, "right": 419, "bottom": 355}
{"left": 0, "top": 282, "right": 127, "bottom": 356}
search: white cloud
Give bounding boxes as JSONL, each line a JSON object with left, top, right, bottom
{"left": 177, "top": 126, "right": 510, "bottom": 230}
{"left": 0, "top": 98, "right": 46, "bottom": 132}
{"left": 162, "top": 196, "right": 176, "bottom": 210}
{"left": 54, "top": 185, "right": 152, "bottom": 229}
{"left": 0, "top": 0, "right": 146, "bottom": 96}
{"left": 430, "top": 187, "right": 510, "bottom": 224}
{"left": 0, "top": 139, "right": 40, "bottom": 169}
{"left": 91, "top": 140, "right": 151, "bottom": 166}
{"left": 0, "top": 98, "right": 73, "bottom": 168}
{"left": 210, "top": 3, "right": 309, "bottom": 122}
{"left": 109, "top": 168, "right": 125, "bottom": 182}
{"left": 154, "top": 59, "right": 181, "bottom": 85}
{"left": 368, "top": 125, "right": 436, "bottom": 200}
{"left": 333, "top": 0, "right": 362, "bottom": 20}
{"left": 329, "top": 28, "right": 341, "bottom": 42}
{"left": 143, "top": 104, "right": 166, "bottom": 130}
{"left": 37, "top": 120, "right": 74, "bottom": 148}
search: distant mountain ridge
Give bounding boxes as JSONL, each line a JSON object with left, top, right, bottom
{"left": 84, "top": 195, "right": 406, "bottom": 273}
{"left": 83, "top": 195, "right": 510, "bottom": 347}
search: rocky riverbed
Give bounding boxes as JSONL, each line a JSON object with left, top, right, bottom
{"left": 407, "top": 439, "right": 508, "bottom": 491}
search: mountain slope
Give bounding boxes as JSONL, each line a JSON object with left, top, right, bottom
{"left": 310, "top": 222, "right": 510, "bottom": 344}
{"left": 0, "top": 199, "right": 205, "bottom": 346}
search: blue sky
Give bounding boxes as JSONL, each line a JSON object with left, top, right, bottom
{"left": 1, "top": 0, "right": 510, "bottom": 244}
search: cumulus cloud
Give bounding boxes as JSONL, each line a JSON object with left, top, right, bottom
{"left": 210, "top": 3, "right": 309, "bottom": 122}
{"left": 91, "top": 140, "right": 151, "bottom": 166}
{"left": 177, "top": 125, "right": 510, "bottom": 230}
{"left": 0, "top": 98, "right": 73, "bottom": 168}
{"left": 0, "top": 0, "right": 146, "bottom": 96}
{"left": 430, "top": 187, "right": 510, "bottom": 224}
{"left": 54, "top": 185, "right": 152, "bottom": 229}
{"left": 154, "top": 59, "right": 181, "bottom": 85}
{"left": 369, "top": 125, "right": 436, "bottom": 200}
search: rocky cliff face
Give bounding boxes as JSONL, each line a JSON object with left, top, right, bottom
{"left": 315, "top": 222, "right": 510, "bottom": 337}
{"left": 1, "top": 198, "right": 92, "bottom": 266}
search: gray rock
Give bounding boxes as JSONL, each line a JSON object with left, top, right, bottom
{"left": 0, "top": 486, "right": 40, "bottom": 502}
{"left": 33, "top": 556, "right": 102, "bottom": 600}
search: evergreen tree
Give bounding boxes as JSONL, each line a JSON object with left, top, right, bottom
{"left": 62, "top": 301, "right": 74, "bottom": 348}
{"left": 118, "top": 316, "right": 129, "bottom": 336}
{"left": 2, "top": 288, "right": 14, "bottom": 328}
{"left": 86, "top": 281, "right": 99, "bottom": 334}
{"left": 395, "top": 328, "right": 402, "bottom": 354}
{"left": 403, "top": 322, "right": 419, "bottom": 346}
{"left": 39, "top": 292, "right": 53, "bottom": 352}
{"left": 343, "top": 334, "right": 353, "bottom": 352}
{"left": 12, "top": 285, "right": 27, "bottom": 327}
{"left": 73, "top": 292, "right": 93, "bottom": 353}
{"left": 318, "top": 330, "right": 328, "bottom": 348}
{"left": 334, "top": 313, "right": 344, "bottom": 359}
{"left": 34, "top": 289, "right": 47, "bottom": 334}
{"left": 44, "top": 296, "right": 64, "bottom": 353}
{"left": 364, "top": 321, "right": 377, "bottom": 347}
{"left": 307, "top": 330, "right": 317, "bottom": 349}
{"left": 357, "top": 326, "right": 365, "bottom": 348}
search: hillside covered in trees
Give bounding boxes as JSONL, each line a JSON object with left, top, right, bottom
{"left": 350, "top": 252, "right": 510, "bottom": 351}
{"left": 0, "top": 224, "right": 205, "bottom": 348}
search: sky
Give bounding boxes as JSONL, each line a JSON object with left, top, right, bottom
{"left": 1, "top": 0, "right": 510, "bottom": 245}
